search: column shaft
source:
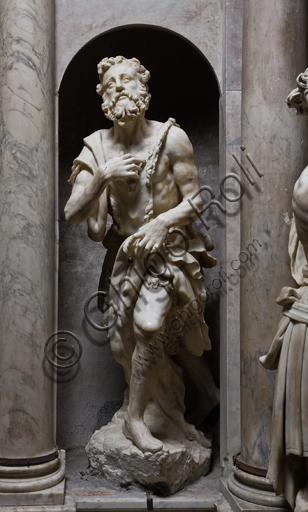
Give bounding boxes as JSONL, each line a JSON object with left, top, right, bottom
{"left": 225, "top": 1, "right": 307, "bottom": 508}
{"left": 0, "top": 0, "right": 55, "bottom": 459}
{"left": 240, "top": 0, "right": 307, "bottom": 470}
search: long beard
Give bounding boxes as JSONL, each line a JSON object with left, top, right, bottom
{"left": 101, "top": 91, "right": 150, "bottom": 126}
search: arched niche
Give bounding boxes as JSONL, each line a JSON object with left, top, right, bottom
{"left": 57, "top": 25, "right": 221, "bottom": 452}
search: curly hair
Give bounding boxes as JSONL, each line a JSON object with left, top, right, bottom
{"left": 96, "top": 56, "right": 151, "bottom": 96}
{"left": 287, "top": 68, "right": 308, "bottom": 118}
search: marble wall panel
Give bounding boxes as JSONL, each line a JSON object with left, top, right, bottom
{"left": 224, "top": 0, "right": 243, "bottom": 92}
{"left": 219, "top": 0, "right": 243, "bottom": 473}
{"left": 220, "top": 90, "right": 242, "bottom": 474}
{"left": 55, "top": 0, "right": 222, "bottom": 91}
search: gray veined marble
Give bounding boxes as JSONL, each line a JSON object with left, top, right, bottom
{"left": 260, "top": 65, "right": 308, "bottom": 512}
{"left": 226, "top": 0, "right": 307, "bottom": 509}
{"left": 0, "top": 0, "right": 64, "bottom": 505}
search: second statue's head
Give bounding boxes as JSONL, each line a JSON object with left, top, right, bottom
{"left": 96, "top": 56, "right": 151, "bottom": 126}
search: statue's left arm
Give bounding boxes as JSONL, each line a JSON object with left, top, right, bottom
{"left": 159, "top": 125, "right": 203, "bottom": 226}
{"left": 293, "top": 165, "right": 308, "bottom": 269}
{"left": 123, "top": 126, "right": 203, "bottom": 255}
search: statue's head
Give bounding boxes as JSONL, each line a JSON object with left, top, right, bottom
{"left": 287, "top": 68, "right": 308, "bottom": 118}
{"left": 96, "top": 56, "right": 151, "bottom": 125}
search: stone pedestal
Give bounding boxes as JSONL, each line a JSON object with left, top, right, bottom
{"left": 86, "top": 400, "right": 211, "bottom": 496}
{"left": 225, "top": 0, "right": 307, "bottom": 508}
{"left": 0, "top": 0, "right": 65, "bottom": 505}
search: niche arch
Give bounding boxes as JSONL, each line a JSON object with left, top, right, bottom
{"left": 57, "top": 25, "right": 221, "bottom": 450}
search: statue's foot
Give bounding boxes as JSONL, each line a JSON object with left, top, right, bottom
{"left": 186, "top": 389, "right": 220, "bottom": 427}
{"left": 182, "top": 422, "right": 211, "bottom": 448}
{"left": 168, "top": 411, "right": 211, "bottom": 448}
{"left": 123, "top": 414, "right": 163, "bottom": 453}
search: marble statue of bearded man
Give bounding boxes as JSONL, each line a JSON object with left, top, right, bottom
{"left": 64, "top": 56, "right": 219, "bottom": 455}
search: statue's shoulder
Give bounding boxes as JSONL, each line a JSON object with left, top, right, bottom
{"left": 146, "top": 118, "right": 189, "bottom": 144}
{"left": 164, "top": 122, "right": 193, "bottom": 156}
{"left": 83, "top": 128, "right": 111, "bottom": 147}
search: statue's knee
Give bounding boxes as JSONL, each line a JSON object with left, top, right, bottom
{"left": 133, "top": 312, "right": 162, "bottom": 339}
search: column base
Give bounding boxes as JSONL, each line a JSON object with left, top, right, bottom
{"left": 0, "top": 450, "right": 65, "bottom": 507}
{"left": 221, "top": 469, "right": 290, "bottom": 512}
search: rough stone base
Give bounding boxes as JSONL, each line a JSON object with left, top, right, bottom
{"left": 86, "top": 400, "right": 211, "bottom": 496}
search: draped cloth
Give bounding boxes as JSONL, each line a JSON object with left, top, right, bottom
{"left": 260, "top": 219, "right": 308, "bottom": 508}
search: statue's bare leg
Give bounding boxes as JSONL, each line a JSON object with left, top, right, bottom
{"left": 123, "top": 283, "right": 173, "bottom": 453}
{"left": 175, "top": 348, "right": 220, "bottom": 426}
{"left": 153, "top": 386, "right": 211, "bottom": 448}
{"left": 123, "top": 280, "right": 211, "bottom": 450}
{"left": 109, "top": 320, "right": 134, "bottom": 385}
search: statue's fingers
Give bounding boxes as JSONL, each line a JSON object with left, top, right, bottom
{"left": 125, "top": 171, "right": 140, "bottom": 180}
{"left": 136, "top": 236, "right": 148, "bottom": 248}
{"left": 123, "top": 234, "right": 137, "bottom": 252}
{"left": 125, "top": 163, "right": 143, "bottom": 173}
{"left": 134, "top": 244, "right": 144, "bottom": 258}
{"left": 151, "top": 243, "right": 159, "bottom": 252}
{"left": 122, "top": 238, "right": 131, "bottom": 254}
{"left": 127, "top": 234, "right": 143, "bottom": 252}
{"left": 142, "top": 240, "right": 155, "bottom": 253}
{"left": 126, "top": 166, "right": 140, "bottom": 180}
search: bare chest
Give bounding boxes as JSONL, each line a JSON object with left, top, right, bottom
{"left": 103, "top": 132, "right": 176, "bottom": 234}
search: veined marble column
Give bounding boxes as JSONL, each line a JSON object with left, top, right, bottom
{"left": 0, "top": 0, "right": 65, "bottom": 506}
{"left": 227, "top": 0, "right": 307, "bottom": 508}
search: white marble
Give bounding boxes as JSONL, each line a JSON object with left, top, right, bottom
{"left": 221, "top": 478, "right": 288, "bottom": 512}
{"left": 0, "top": 481, "right": 65, "bottom": 508}
{"left": 74, "top": 496, "right": 215, "bottom": 510}
{"left": 0, "top": 452, "right": 65, "bottom": 507}
{"left": 287, "top": 69, "right": 308, "bottom": 117}
{"left": 64, "top": 56, "right": 217, "bottom": 486}
{"left": 86, "top": 400, "right": 211, "bottom": 496}
{"left": 0, "top": 500, "right": 75, "bottom": 512}
{"left": 0, "top": 452, "right": 65, "bottom": 496}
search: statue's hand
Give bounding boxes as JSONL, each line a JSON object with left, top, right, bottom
{"left": 98, "top": 153, "right": 145, "bottom": 190}
{"left": 122, "top": 217, "right": 169, "bottom": 258}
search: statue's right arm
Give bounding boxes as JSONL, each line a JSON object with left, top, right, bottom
{"left": 64, "top": 168, "right": 109, "bottom": 242}
{"left": 64, "top": 153, "right": 144, "bottom": 240}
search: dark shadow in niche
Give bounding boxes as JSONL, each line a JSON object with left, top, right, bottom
{"left": 58, "top": 25, "right": 220, "bottom": 450}
{"left": 59, "top": 25, "right": 220, "bottom": 162}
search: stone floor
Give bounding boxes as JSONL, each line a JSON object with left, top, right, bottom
{"left": 0, "top": 413, "right": 230, "bottom": 511}
{"left": 64, "top": 417, "right": 226, "bottom": 510}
